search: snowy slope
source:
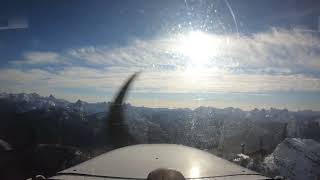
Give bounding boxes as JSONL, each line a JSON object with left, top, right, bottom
{"left": 263, "top": 138, "right": 320, "bottom": 180}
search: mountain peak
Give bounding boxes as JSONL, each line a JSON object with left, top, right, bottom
{"left": 49, "top": 94, "right": 55, "bottom": 99}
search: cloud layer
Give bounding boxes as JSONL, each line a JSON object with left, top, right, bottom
{"left": 1, "top": 28, "right": 320, "bottom": 104}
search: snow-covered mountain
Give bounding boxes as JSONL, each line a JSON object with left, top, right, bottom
{"left": 1, "top": 93, "right": 320, "bottom": 149}
{"left": 1, "top": 92, "right": 320, "bottom": 179}
{"left": 0, "top": 92, "right": 69, "bottom": 112}
{"left": 0, "top": 92, "right": 109, "bottom": 114}
{"left": 69, "top": 99, "right": 110, "bottom": 114}
{"left": 263, "top": 138, "right": 320, "bottom": 180}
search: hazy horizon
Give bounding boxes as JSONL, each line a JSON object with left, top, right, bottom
{"left": 2, "top": 90, "right": 320, "bottom": 112}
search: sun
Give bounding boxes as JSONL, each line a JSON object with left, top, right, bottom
{"left": 173, "top": 30, "right": 223, "bottom": 82}
{"left": 177, "top": 31, "right": 213, "bottom": 66}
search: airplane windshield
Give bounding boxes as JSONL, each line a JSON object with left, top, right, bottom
{"left": 1, "top": 1, "right": 320, "bottom": 180}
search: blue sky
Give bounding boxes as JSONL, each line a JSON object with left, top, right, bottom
{"left": 1, "top": 0, "right": 320, "bottom": 110}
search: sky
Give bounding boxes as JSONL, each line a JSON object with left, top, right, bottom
{"left": 1, "top": 0, "right": 320, "bottom": 110}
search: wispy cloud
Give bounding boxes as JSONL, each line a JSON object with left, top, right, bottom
{"left": 12, "top": 52, "right": 63, "bottom": 65}
{"left": 67, "top": 38, "right": 186, "bottom": 69}
{"left": 65, "top": 29, "right": 320, "bottom": 76}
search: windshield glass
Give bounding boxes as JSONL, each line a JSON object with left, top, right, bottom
{"left": 1, "top": 0, "right": 320, "bottom": 180}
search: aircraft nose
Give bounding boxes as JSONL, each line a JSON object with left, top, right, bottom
{"left": 147, "top": 168, "right": 186, "bottom": 180}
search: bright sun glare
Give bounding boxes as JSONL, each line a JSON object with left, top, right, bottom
{"left": 175, "top": 30, "right": 217, "bottom": 83}
{"left": 178, "top": 31, "right": 213, "bottom": 66}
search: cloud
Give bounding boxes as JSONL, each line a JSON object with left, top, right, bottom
{"left": 1, "top": 28, "right": 320, "bottom": 102}
{"left": 12, "top": 52, "right": 65, "bottom": 65}
{"left": 10, "top": 28, "right": 319, "bottom": 77}
{"left": 1, "top": 66, "right": 320, "bottom": 95}
{"left": 65, "top": 29, "right": 320, "bottom": 76}
{"left": 232, "top": 28, "right": 320, "bottom": 73}
{"left": 67, "top": 38, "right": 186, "bottom": 69}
